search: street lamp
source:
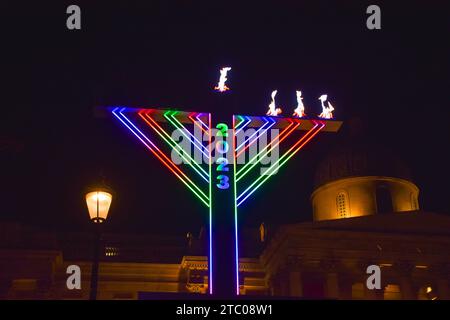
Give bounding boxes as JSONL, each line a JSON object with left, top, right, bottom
{"left": 85, "top": 186, "right": 113, "bottom": 300}
{"left": 86, "top": 190, "right": 112, "bottom": 223}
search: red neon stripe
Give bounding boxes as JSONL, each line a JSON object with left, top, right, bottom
{"left": 283, "top": 120, "right": 325, "bottom": 159}
{"left": 188, "top": 113, "right": 209, "bottom": 135}
{"left": 137, "top": 133, "right": 194, "bottom": 192}
{"left": 236, "top": 119, "right": 299, "bottom": 160}
{"left": 235, "top": 119, "right": 271, "bottom": 156}
{"left": 137, "top": 112, "right": 206, "bottom": 195}
{"left": 237, "top": 121, "right": 325, "bottom": 205}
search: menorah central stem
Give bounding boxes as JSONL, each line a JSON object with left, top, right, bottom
{"left": 210, "top": 93, "right": 239, "bottom": 297}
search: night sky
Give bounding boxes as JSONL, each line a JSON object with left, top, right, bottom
{"left": 2, "top": 1, "right": 449, "bottom": 235}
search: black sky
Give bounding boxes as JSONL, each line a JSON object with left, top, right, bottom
{"left": 2, "top": 1, "right": 450, "bottom": 235}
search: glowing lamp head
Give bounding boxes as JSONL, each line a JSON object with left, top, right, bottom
{"left": 85, "top": 189, "right": 112, "bottom": 223}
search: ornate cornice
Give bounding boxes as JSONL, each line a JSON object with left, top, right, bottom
{"left": 181, "top": 256, "right": 208, "bottom": 271}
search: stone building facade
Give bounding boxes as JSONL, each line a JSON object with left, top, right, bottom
{"left": 1, "top": 143, "right": 449, "bottom": 299}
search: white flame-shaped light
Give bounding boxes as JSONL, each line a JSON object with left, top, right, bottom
{"left": 293, "top": 90, "right": 306, "bottom": 118}
{"left": 266, "top": 90, "right": 282, "bottom": 116}
{"left": 318, "top": 94, "right": 335, "bottom": 119}
{"left": 214, "top": 67, "right": 232, "bottom": 92}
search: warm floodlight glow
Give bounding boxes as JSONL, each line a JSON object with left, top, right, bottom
{"left": 293, "top": 90, "right": 306, "bottom": 118}
{"left": 266, "top": 90, "right": 282, "bottom": 116}
{"left": 318, "top": 94, "right": 335, "bottom": 119}
{"left": 86, "top": 191, "right": 112, "bottom": 223}
{"left": 214, "top": 67, "right": 232, "bottom": 92}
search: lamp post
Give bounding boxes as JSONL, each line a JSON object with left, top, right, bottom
{"left": 85, "top": 187, "right": 112, "bottom": 300}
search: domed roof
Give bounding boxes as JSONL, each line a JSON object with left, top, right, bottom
{"left": 314, "top": 142, "right": 413, "bottom": 188}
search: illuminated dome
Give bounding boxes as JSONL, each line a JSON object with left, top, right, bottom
{"left": 311, "top": 122, "right": 420, "bottom": 222}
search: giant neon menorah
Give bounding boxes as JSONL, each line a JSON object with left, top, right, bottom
{"left": 108, "top": 98, "right": 341, "bottom": 297}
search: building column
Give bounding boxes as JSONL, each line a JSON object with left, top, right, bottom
{"left": 399, "top": 277, "right": 415, "bottom": 300}
{"left": 270, "top": 272, "right": 289, "bottom": 297}
{"left": 338, "top": 275, "right": 353, "bottom": 300}
{"left": 437, "top": 279, "right": 450, "bottom": 300}
{"left": 431, "top": 263, "right": 450, "bottom": 300}
{"left": 0, "top": 280, "right": 11, "bottom": 299}
{"left": 280, "top": 272, "right": 289, "bottom": 297}
{"left": 266, "top": 276, "right": 274, "bottom": 296}
{"left": 394, "top": 262, "right": 415, "bottom": 300}
{"left": 287, "top": 255, "right": 304, "bottom": 298}
{"left": 320, "top": 259, "right": 340, "bottom": 299}
{"left": 325, "top": 272, "right": 339, "bottom": 299}
{"left": 364, "top": 283, "right": 385, "bottom": 300}
{"left": 269, "top": 274, "right": 282, "bottom": 296}
{"left": 357, "top": 259, "right": 385, "bottom": 300}
{"left": 289, "top": 270, "right": 303, "bottom": 297}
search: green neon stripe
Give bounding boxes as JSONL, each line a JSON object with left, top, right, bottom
{"left": 232, "top": 117, "right": 240, "bottom": 295}
{"left": 141, "top": 113, "right": 209, "bottom": 180}
{"left": 234, "top": 115, "right": 245, "bottom": 130}
{"left": 121, "top": 111, "right": 209, "bottom": 207}
{"left": 166, "top": 110, "right": 209, "bottom": 157}
{"left": 165, "top": 111, "right": 209, "bottom": 158}
{"left": 140, "top": 114, "right": 209, "bottom": 205}
{"left": 236, "top": 122, "right": 299, "bottom": 182}
{"left": 237, "top": 124, "right": 323, "bottom": 204}
{"left": 177, "top": 174, "right": 210, "bottom": 207}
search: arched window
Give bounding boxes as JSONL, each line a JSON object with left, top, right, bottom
{"left": 376, "top": 186, "right": 393, "bottom": 214}
{"left": 336, "top": 191, "right": 349, "bottom": 218}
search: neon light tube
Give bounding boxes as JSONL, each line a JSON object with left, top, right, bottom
{"left": 188, "top": 113, "right": 208, "bottom": 135}
{"left": 196, "top": 113, "right": 210, "bottom": 133}
{"left": 165, "top": 111, "right": 209, "bottom": 159}
{"left": 113, "top": 108, "right": 209, "bottom": 207}
{"left": 236, "top": 120, "right": 299, "bottom": 182}
{"left": 235, "top": 117, "right": 272, "bottom": 151}
{"left": 237, "top": 122, "right": 324, "bottom": 206}
{"left": 234, "top": 115, "right": 245, "bottom": 132}
{"left": 235, "top": 115, "right": 251, "bottom": 135}
{"left": 232, "top": 115, "right": 240, "bottom": 295}
{"left": 235, "top": 117, "right": 276, "bottom": 157}
{"left": 140, "top": 113, "right": 209, "bottom": 182}
{"left": 208, "top": 113, "right": 213, "bottom": 295}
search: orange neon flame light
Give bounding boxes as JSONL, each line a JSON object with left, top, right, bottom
{"left": 293, "top": 90, "right": 307, "bottom": 118}
{"left": 214, "top": 67, "right": 231, "bottom": 92}
{"left": 266, "top": 90, "right": 282, "bottom": 116}
{"left": 318, "top": 94, "right": 335, "bottom": 119}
